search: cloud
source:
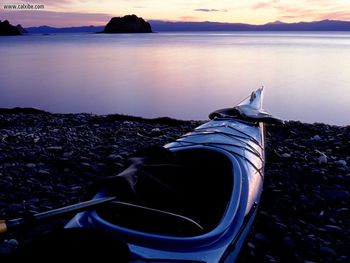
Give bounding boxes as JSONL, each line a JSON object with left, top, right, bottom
{"left": 278, "top": 9, "right": 350, "bottom": 22}
{"left": 316, "top": 11, "right": 350, "bottom": 21}
{"left": 276, "top": 6, "right": 313, "bottom": 15}
{"left": 194, "top": 8, "right": 227, "bottom": 12}
{"left": 178, "top": 16, "right": 198, "bottom": 22}
{"left": 280, "top": 15, "right": 299, "bottom": 19}
{"left": 303, "top": 0, "right": 333, "bottom": 6}
{"left": 1, "top": 10, "right": 112, "bottom": 27}
{"left": 251, "top": 0, "right": 279, "bottom": 10}
{"left": 274, "top": 2, "right": 350, "bottom": 21}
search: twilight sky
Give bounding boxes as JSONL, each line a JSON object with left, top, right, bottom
{"left": 1, "top": 0, "right": 350, "bottom": 27}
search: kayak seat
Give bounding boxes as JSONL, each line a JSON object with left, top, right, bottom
{"left": 98, "top": 147, "right": 233, "bottom": 236}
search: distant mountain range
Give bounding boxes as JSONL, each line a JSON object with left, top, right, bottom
{"left": 150, "top": 19, "right": 350, "bottom": 31}
{"left": 26, "top": 25, "right": 104, "bottom": 34}
{"left": 25, "top": 19, "right": 350, "bottom": 33}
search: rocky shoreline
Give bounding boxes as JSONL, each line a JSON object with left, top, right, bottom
{"left": 0, "top": 109, "right": 349, "bottom": 262}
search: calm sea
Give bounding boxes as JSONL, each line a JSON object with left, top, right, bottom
{"left": 1, "top": 32, "right": 349, "bottom": 125}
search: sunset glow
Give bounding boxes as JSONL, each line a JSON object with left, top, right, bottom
{"left": 1, "top": 0, "right": 350, "bottom": 27}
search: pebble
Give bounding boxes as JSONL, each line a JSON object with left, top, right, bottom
{"left": 6, "top": 239, "right": 19, "bottom": 247}
{"left": 27, "top": 198, "right": 40, "bottom": 203}
{"left": 323, "top": 224, "right": 343, "bottom": 234}
{"left": 247, "top": 242, "right": 255, "bottom": 249}
{"left": 318, "top": 154, "right": 328, "bottom": 164}
{"left": 62, "top": 151, "right": 73, "bottom": 158}
{"left": 311, "top": 135, "right": 321, "bottom": 141}
{"left": 107, "top": 154, "right": 122, "bottom": 161}
{"left": 38, "top": 169, "right": 50, "bottom": 175}
{"left": 281, "top": 153, "right": 291, "bottom": 158}
{"left": 26, "top": 163, "right": 36, "bottom": 168}
{"left": 324, "top": 190, "right": 350, "bottom": 201}
{"left": 336, "top": 160, "right": 347, "bottom": 166}
{"left": 283, "top": 236, "right": 296, "bottom": 248}
{"left": 320, "top": 246, "right": 336, "bottom": 256}
{"left": 70, "top": 186, "right": 82, "bottom": 191}
{"left": 47, "top": 146, "right": 63, "bottom": 151}
{"left": 254, "top": 233, "right": 271, "bottom": 244}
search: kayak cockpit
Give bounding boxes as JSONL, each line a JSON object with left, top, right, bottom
{"left": 93, "top": 148, "right": 235, "bottom": 237}
{"left": 96, "top": 201, "right": 205, "bottom": 237}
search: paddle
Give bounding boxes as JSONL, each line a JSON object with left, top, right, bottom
{"left": 0, "top": 196, "right": 116, "bottom": 234}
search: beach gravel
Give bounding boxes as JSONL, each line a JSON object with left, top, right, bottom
{"left": 0, "top": 109, "right": 349, "bottom": 262}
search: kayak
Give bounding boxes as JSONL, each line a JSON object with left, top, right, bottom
{"left": 66, "top": 87, "right": 278, "bottom": 262}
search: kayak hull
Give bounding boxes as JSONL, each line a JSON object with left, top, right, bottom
{"left": 66, "top": 88, "right": 266, "bottom": 262}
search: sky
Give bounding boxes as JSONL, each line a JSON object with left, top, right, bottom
{"left": 1, "top": 0, "right": 350, "bottom": 27}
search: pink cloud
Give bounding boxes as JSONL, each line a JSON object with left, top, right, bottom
{"left": 276, "top": 5, "right": 350, "bottom": 22}
{"left": 1, "top": 10, "right": 112, "bottom": 27}
{"left": 179, "top": 16, "right": 198, "bottom": 22}
{"left": 270, "top": 1, "right": 350, "bottom": 20}
{"left": 316, "top": 11, "right": 350, "bottom": 21}
{"left": 303, "top": 0, "right": 333, "bottom": 6}
{"left": 251, "top": 0, "right": 280, "bottom": 10}
{"left": 251, "top": 0, "right": 350, "bottom": 22}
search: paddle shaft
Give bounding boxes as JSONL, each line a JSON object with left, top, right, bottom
{"left": 0, "top": 196, "right": 116, "bottom": 234}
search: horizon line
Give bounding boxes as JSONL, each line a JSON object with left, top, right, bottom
{"left": 21, "top": 18, "right": 350, "bottom": 28}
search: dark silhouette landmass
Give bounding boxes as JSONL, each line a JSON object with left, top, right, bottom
{"left": 16, "top": 24, "right": 27, "bottom": 34}
{"left": 0, "top": 107, "right": 49, "bottom": 114}
{"left": 0, "top": 20, "right": 21, "bottom": 35}
{"left": 25, "top": 19, "right": 350, "bottom": 33}
{"left": 101, "top": 15, "right": 152, "bottom": 33}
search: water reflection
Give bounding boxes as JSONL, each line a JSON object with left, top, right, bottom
{"left": 0, "top": 32, "right": 349, "bottom": 125}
